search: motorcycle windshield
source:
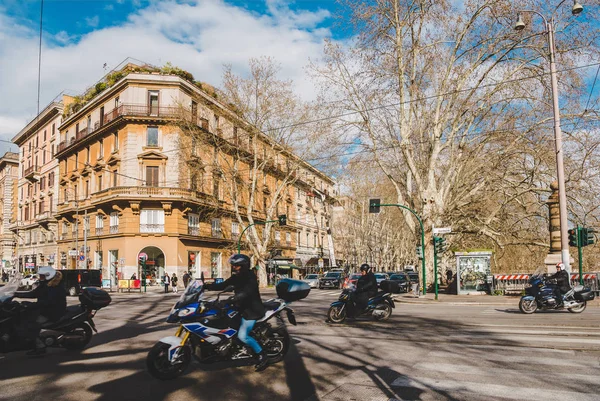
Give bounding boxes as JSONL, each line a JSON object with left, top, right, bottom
{"left": 531, "top": 266, "right": 546, "bottom": 278}
{"left": 0, "top": 274, "right": 23, "bottom": 303}
{"left": 176, "top": 279, "right": 205, "bottom": 307}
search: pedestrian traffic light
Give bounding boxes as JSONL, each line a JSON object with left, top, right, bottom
{"left": 416, "top": 246, "right": 423, "bottom": 259}
{"left": 433, "top": 236, "right": 447, "bottom": 254}
{"left": 568, "top": 228, "right": 579, "bottom": 247}
{"left": 277, "top": 214, "right": 287, "bottom": 226}
{"left": 581, "top": 227, "right": 596, "bottom": 246}
{"left": 369, "top": 199, "right": 381, "bottom": 214}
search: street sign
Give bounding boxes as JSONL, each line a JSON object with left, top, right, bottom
{"left": 138, "top": 252, "right": 148, "bottom": 261}
{"left": 119, "top": 258, "right": 125, "bottom": 266}
{"left": 79, "top": 255, "right": 85, "bottom": 261}
{"left": 433, "top": 227, "right": 452, "bottom": 234}
{"left": 68, "top": 250, "right": 78, "bottom": 257}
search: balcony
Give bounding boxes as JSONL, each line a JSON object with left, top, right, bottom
{"left": 86, "top": 186, "right": 215, "bottom": 207}
{"left": 211, "top": 229, "right": 223, "bottom": 239}
{"left": 95, "top": 228, "right": 104, "bottom": 236}
{"left": 24, "top": 165, "right": 41, "bottom": 182}
{"left": 188, "top": 226, "right": 199, "bottom": 236}
{"left": 109, "top": 225, "right": 119, "bottom": 234}
{"left": 140, "top": 224, "right": 164, "bottom": 233}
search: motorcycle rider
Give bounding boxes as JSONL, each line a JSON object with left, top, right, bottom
{"left": 14, "top": 266, "right": 67, "bottom": 355}
{"left": 205, "top": 254, "right": 268, "bottom": 371}
{"left": 351, "top": 263, "right": 378, "bottom": 315}
{"left": 548, "top": 262, "right": 570, "bottom": 308}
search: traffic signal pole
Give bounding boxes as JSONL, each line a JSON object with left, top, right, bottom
{"left": 577, "top": 226, "right": 583, "bottom": 285}
{"left": 433, "top": 241, "right": 438, "bottom": 300}
{"left": 372, "top": 202, "right": 426, "bottom": 295}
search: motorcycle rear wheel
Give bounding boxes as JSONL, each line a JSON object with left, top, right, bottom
{"left": 327, "top": 305, "right": 347, "bottom": 323}
{"left": 263, "top": 327, "right": 290, "bottom": 363}
{"left": 519, "top": 298, "right": 538, "bottom": 314}
{"left": 568, "top": 301, "right": 586, "bottom": 313}
{"left": 373, "top": 303, "right": 392, "bottom": 321}
{"left": 146, "top": 342, "right": 191, "bottom": 380}
{"left": 62, "top": 322, "right": 93, "bottom": 350}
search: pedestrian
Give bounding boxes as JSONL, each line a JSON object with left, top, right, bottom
{"left": 446, "top": 269, "right": 453, "bottom": 285}
{"left": 163, "top": 272, "right": 170, "bottom": 293}
{"left": 182, "top": 271, "right": 190, "bottom": 289}
{"left": 130, "top": 273, "right": 137, "bottom": 280}
{"left": 171, "top": 273, "right": 179, "bottom": 293}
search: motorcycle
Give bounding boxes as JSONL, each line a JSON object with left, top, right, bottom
{"left": 0, "top": 275, "right": 111, "bottom": 353}
{"left": 327, "top": 287, "right": 395, "bottom": 323}
{"left": 519, "top": 267, "right": 595, "bottom": 314}
{"left": 146, "top": 278, "right": 310, "bottom": 380}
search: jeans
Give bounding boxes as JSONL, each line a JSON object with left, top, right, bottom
{"left": 238, "top": 318, "right": 262, "bottom": 354}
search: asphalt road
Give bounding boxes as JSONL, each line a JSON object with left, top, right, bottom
{"left": 1, "top": 287, "right": 600, "bottom": 401}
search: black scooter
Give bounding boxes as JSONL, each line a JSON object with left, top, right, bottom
{"left": 0, "top": 282, "right": 111, "bottom": 353}
{"left": 327, "top": 288, "right": 395, "bottom": 323}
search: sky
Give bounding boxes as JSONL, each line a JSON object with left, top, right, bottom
{"left": 0, "top": 0, "right": 348, "bottom": 154}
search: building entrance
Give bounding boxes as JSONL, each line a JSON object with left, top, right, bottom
{"left": 138, "top": 246, "right": 165, "bottom": 285}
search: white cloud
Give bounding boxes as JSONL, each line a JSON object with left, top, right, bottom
{"left": 0, "top": 0, "right": 335, "bottom": 151}
{"left": 104, "top": 4, "right": 114, "bottom": 11}
{"left": 85, "top": 15, "right": 100, "bottom": 28}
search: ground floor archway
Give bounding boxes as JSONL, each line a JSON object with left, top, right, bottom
{"left": 138, "top": 246, "right": 165, "bottom": 285}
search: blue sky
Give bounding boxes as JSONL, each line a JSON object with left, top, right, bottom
{"left": 0, "top": 0, "right": 347, "bottom": 153}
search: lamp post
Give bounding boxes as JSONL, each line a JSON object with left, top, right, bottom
{"left": 514, "top": 1, "right": 583, "bottom": 272}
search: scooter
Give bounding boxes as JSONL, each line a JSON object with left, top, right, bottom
{"left": 327, "top": 287, "right": 395, "bottom": 323}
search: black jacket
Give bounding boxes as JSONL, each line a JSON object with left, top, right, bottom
{"left": 356, "top": 272, "right": 378, "bottom": 297}
{"left": 16, "top": 275, "right": 67, "bottom": 321}
{"left": 550, "top": 270, "right": 570, "bottom": 292}
{"left": 208, "top": 269, "right": 265, "bottom": 320}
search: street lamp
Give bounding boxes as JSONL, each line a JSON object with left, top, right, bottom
{"left": 514, "top": 1, "right": 584, "bottom": 272}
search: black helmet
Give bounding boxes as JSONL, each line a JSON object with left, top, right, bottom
{"left": 360, "top": 263, "right": 371, "bottom": 273}
{"left": 228, "top": 254, "right": 251, "bottom": 270}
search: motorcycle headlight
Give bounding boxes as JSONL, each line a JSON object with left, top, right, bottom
{"left": 178, "top": 307, "right": 197, "bottom": 317}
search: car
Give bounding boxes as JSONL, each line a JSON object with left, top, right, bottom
{"left": 407, "top": 272, "right": 419, "bottom": 283}
{"left": 302, "top": 274, "right": 321, "bottom": 288}
{"left": 319, "top": 271, "right": 346, "bottom": 289}
{"left": 60, "top": 269, "right": 102, "bottom": 296}
{"left": 385, "top": 273, "right": 411, "bottom": 293}
{"left": 345, "top": 273, "right": 362, "bottom": 289}
{"left": 374, "top": 273, "right": 390, "bottom": 287}
{"left": 20, "top": 274, "right": 39, "bottom": 289}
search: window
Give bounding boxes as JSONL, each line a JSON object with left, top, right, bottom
{"left": 213, "top": 175, "right": 220, "bottom": 198}
{"left": 140, "top": 209, "right": 164, "bottom": 233}
{"left": 113, "top": 132, "right": 118, "bottom": 151}
{"left": 42, "top": 151, "right": 46, "bottom": 164}
{"left": 297, "top": 232, "right": 301, "bottom": 247}
{"left": 211, "top": 218, "right": 221, "bottom": 238}
{"left": 188, "top": 213, "right": 199, "bottom": 235}
{"left": 84, "top": 216, "right": 90, "bottom": 237}
{"left": 147, "top": 126, "right": 159, "bottom": 146}
{"left": 87, "top": 115, "right": 91, "bottom": 132}
{"left": 86, "top": 146, "right": 90, "bottom": 163}
{"left": 48, "top": 172, "right": 54, "bottom": 187}
{"left": 49, "top": 195, "right": 53, "bottom": 213}
{"left": 96, "top": 215, "right": 104, "bottom": 235}
{"left": 43, "top": 130, "right": 47, "bottom": 141}
{"left": 51, "top": 144, "right": 55, "bottom": 157}
{"left": 99, "top": 139, "right": 104, "bottom": 158}
{"left": 231, "top": 222, "right": 239, "bottom": 238}
{"left": 51, "top": 123, "right": 55, "bottom": 136}
{"left": 286, "top": 232, "right": 291, "bottom": 245}
{"left": 110, "top": 212, "right": 119, "bottom": 234}
{"left": 115, "top": 97, "right": 119, "bottom": 108}
{"left": 76, "top": 123, "right": 79, "bottom": 134}
{"left": 62, "top": 222, "right": 68, "bottom": 240}
{"left": 233, "top": 127, "right": 239, "bottom": 145}
{"left": 112, "top": 170, "right": 118, "bottom": 187}
{"left": 191, "top": 100, "right": 197, "bottom": 119}
{"left": 275, "top": 231, "right": 281, "bottom": 243}
{"left": 100, "top": 106, "right": 104, "bottom": 126}
{"left": 146, "top": 166, "right": 159, "bottom": 186}
{"left": 314, "top": 234, "right": 317, "bottom": 248}
{"left": 85, "top": 180, "right": 89, "bottom": 198}
{"left": 148, "top": 91, "right": 159, "bottom": 115}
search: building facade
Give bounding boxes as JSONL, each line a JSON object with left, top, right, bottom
{"left": 0, "top": 152, "right": 19, "bottom": 273}
{"left": 53, "top": 66, "right": 335, "bottom": 286}
{"left": 11, "top": 101, "right": 62, "bottom": 272}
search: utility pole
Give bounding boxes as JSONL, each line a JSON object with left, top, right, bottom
{"left": 83, "top": 209, "right": 88, "bottom": 269}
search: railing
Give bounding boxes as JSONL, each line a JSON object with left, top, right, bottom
{"left": 24, "top": 165, "right": 39, "bottom": 177}
{"left": 95, "top": 228, "right": 104, "bottom": 236}
{"left": 92, "top": 186, "right": 213, "bottom": 203}
{"left": 104, "top": 104, "right": 181, "bottom": 125}
{"left": 109, "top": 225, "right": 119, "bottom": 234}
{"left": 188, "top": 227, "right": 199, "bottom": 236}
{"left": 211, "top": 229, "right": 223, "bottom": 239}
{"left": 140, "top": 224, "right": 164, "bottom": 233}
{"left": 84, "top": 229, "right": 90, "bottom": 237}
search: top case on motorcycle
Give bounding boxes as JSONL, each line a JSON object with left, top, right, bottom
{"left": 79, "top": 287, "right": 112, "bottom": 310}
{"left": 276, "top": 279, "right": 310, "bottom": 302}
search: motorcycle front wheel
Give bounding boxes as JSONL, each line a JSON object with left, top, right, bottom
{"left": 146, "top": 342, "right": 191, "bottom": 380}
{"left": 568, "top": 301, "right": 586, "bottom": 313}
{"left": 327, "top": 304, "right": 347, "bottom": 323}
{"left": 519, "top": 298, "right": 538, "bottom": 314}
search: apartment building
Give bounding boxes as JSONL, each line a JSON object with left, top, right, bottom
{"left": 0, "top": 152, "right": 19, "bottom": 273}
{"left": 53, "top": 64, "right": 335, "bottom": 285}
{"left": 11, "top": 101, "right": 62, "bottom": 272}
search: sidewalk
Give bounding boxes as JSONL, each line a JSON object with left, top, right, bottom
{"left": 395, "top": 292, "right": 600, "bottom": 306}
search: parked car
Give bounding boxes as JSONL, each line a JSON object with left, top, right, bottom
{"left": 20, "top": 274, "right": 38, "bottom": 289}
{"left": 61, "top": 269, "right": 102, "bottom": 296}
{"left": 302, "top": 274, "right": 321, "bottom": 288}
{"left": 381, "top": 273, "right": 411, "bottom": 293}
{"left": 374, "top": 273, "right": 390, "bottom": 287}
{"left": 407, "top": 272, "right": 420, "bottom": 284}
{"left": 319, "top": 271, "right": 346, "bottom": 289}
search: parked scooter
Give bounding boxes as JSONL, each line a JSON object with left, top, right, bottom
{"left": 0, "top": 276, "right": 111, "bottom": 353}
{"left": 327, "top": 286, "right": 395, "bottom": 323}
{"left": 519, "top": 267, "right": 595, "bottom": 314}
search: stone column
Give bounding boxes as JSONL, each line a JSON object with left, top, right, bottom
{"left": 544, "top": 181, "right": 572, "bottom": 273}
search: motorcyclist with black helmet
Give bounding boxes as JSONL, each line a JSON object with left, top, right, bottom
{"left": 549, "top": 262, "right": 570, "bottom": 308}
{"left": 205, "top": 254, "right": 268, "bottom": 371}
{"left": 14, "top": 266, "right": 67, "bottom": 355}
{"left": 351, "top": 263, "right": 378, "bottom": 315}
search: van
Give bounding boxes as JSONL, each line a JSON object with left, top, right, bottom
{"left": 60, "top": 269, "right": 102, "bottom": 296}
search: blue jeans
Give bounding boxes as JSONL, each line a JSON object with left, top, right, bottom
{"left": 238, "top": 318, "right": 262, "bottom": 354}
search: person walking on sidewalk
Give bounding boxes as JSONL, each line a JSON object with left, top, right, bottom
{"left": 446, "top": 269, "right": 453, "bottom": 285}
{"left": 171, "top": 273, "right": 179, "bottom": 293}
{"left": 182, "top": 271, "right": 191, "bottom": 289}
{"left": 163, "top": 272, "right": 170, "bottom": 294}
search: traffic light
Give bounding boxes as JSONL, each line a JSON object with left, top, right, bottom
{"left": 581, "top": 227, "right": 596, "bottom": 247}
{"left": 568, "top": 228, "right": 579, "bottom": 247}
{"left": 277, "top": 214, "right": 287, "bottom": 226}
{"left": 416, "top": 246, "right": 423, "bottom": 259}
{"left": 433, "top": 236, "right": 447, "bottom": 254}
{"left": 369, "top": 199, "right": 381, "bottom": 214}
